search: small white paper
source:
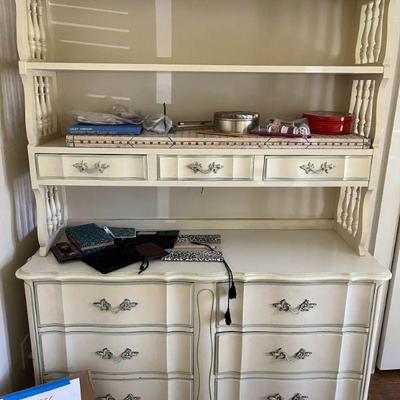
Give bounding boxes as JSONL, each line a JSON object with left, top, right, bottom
{"left": 156, "top": 72, "right": 172, "bottom": 104}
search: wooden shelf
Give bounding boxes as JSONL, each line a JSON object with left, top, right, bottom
{"left": 19, "top": 61, "right": 386, "bottom": 75}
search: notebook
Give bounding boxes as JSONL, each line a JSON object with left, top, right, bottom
{"left": 65, "top": 223, "right": 114, "bottom": 254}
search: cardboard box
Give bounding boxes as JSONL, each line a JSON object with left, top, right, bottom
{"left": 0, "top": 371, "right": 94, "bottom": 400}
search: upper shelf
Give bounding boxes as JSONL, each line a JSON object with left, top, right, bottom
{"left": 19, "top": 62, "right": 387, "bottom": 75}
{"left": 17, "top": 0, "right": 392, "bottom": 69}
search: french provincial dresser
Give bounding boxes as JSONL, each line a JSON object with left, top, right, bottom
{"left": 15, "top": 1, "right": 395, "bottom": 400}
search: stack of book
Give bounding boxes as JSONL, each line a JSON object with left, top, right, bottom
{"left": 66, "top": 124, "right": 142, "bottom": 146}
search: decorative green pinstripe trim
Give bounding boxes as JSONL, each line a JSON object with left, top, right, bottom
{"left": 360, "top": 282, "right": 382, "bottom": 398}
{"left": 195, "top": 289, "right": 215, "bottom": 400}
{"left": 216, "top": 370, "right": 364, "bottom": 376}
{"left": 26, "top": 282, "right": 43, "bottom": 383}
{"left": 215, "top": 330, "right": 367, "bottom": 336}
{"left": 215, "top": 376, "right": 363, "bottom": 381}
{"left": 44, "top": 370, "right": 193, "bottom": 377}
{"left": 39, "top": 323, "right": 194, "bottom": 329}
{"left": 92, "top": 377, "right": 194, "bottom": 382}
{"left": 39, "top": 330, "right": 193, "bottom": 335}
{"left": 216, "top": 323, "right": 369, "bottom": 330}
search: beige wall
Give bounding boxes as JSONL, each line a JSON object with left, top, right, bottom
{"left": 0, "top": 0, "right": 38, "bottom": 393}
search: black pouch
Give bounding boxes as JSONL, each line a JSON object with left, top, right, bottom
{"left": 82, "top": 244, "right": 141, "bottom": 274}
{"left": 123, "top": 242, "right": 169, "bottom": 274}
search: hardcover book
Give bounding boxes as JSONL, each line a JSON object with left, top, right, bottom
{"left": 67, "top": 124, "right": 142, "bottom": 136}
{"left": 65, "top": 223, "right": 114, "bottom": 253}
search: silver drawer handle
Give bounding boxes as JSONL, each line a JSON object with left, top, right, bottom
{"left": 93, "top": 298, "right": 138, "bottom": 313}
{"left": 187, "top": 161, "right": 224, "bottom": 174}
{"left": 97, "top": 394, "right": 141, "bottom": 400}
{"left": 269, "top": 347, "right": 312, "bottom": 362}
{"left": 95, "top": 347, "right": 139, "bottom": 362}
{"left": 272, "top": 299, "right": 317, "bottom": 314}
{"left": 299, "top": 161, "right": 335, "bottom": 175}
{"left": 267, "top": 394, "right": 308, "bottom": 400}
{"left": 73, "top": 160, "right": 110, "bottom": 173}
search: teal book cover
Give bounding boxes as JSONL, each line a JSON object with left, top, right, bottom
{"left": 65, "top": 223, "right": 114, "bottom": 253}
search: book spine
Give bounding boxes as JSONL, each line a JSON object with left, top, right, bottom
{"left": 67, "top": 125, "right": 142, "bottom": 135}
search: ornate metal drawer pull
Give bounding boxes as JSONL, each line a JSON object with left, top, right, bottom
{"left": 72, "top": 160, "right": 110, "bottom": 174}
{"left": 97, "top": 394, "right": 141, "bottom": 400}
{"left": 267, "top": 393, "right": 308, "bottom": 400}
{"left": 93, "top": 298, "right": 138, "bottom": 313}
{"left": 299, "top": 161, "right": 335, "bottom": 175}
{"left": 272, "top": 299, "right": 317, "bottom": 314}
{"left": 95, "top": 347, "right": 139, "bottom": 362}
{"left": 187, "top": 161, "right": 224, "bottom": 174}
{"left": 269, "top": 347, "right": 312, "bottom": 362}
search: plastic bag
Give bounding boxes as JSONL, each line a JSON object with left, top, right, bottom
{"left": 69, "top": 110, "right": 133, "bottom": 125}
{"left": 143, "top": 114, "right": 173, "bottom": 134}
{"left": 265, "top": 117, "right": 311, "bottom": 137}
{"left": 112, "top": 104, "right": 147, "bottom": 125}
{"left": 69, "top": 104, "right": 173, "bottom": 133}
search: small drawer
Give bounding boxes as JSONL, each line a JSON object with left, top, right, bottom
{"left": 41, "top": 331, "right": 192, "bottom": 375}
{"left": 217, "top": 283, "right": 373, "bottom": 328}
{"left": 264, "top": 156, "right": 371, "bottom": 181}
{"left": 93, "top": 379, "right": 192, "bottom": 400}
{"left": 36, "top": 154, "right": 147, "bottom": 180}
{"left": 216, "top": 378, "right": 361, "bottom": 400}
{"left": 216, "top": 332, "right": 366, "bottom": 375}
{"left": 35, "top": 282, "right": 193, "bottom": 327}
{"left": 158, "top": 155, "right": 254, "bottom": 181}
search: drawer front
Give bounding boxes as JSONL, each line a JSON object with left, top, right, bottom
{"left": 36, "top": 154, "right": 147, "bottom": 180}
{"left": 217, "top": 283, "right": 373, "bottom": 328}
{"left": 216, "top": 332, "right": 366, "bottom": 375}
{"left": 41, "top": 332, "right": 192, "bottom": 375}
{"left": 216, "top": 378, "right": 361, "bottom": 400}
{"left": 93, "top": 379, "right": 192, "bottom": 400}
{"left": 35, "top": 282, "right": 193, "bottom": 327}
{"left": 264, "top": 156, "right": 371, "bottom": 181}
{"left": 158, "top": 155, "right": 254, "bottom": 180}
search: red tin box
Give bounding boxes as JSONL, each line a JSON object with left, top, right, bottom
{"left": 303, "top": 111, "right": 354, "bottom": 135}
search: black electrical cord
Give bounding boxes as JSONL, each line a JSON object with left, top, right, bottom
{"left": 190, "top": 241, "right": 236, "bottom": 325}
{"left": 138, "top": 258, "right": 149, "bottom": 274}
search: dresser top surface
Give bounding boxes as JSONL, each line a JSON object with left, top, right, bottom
{"left": 17, "top": 230, "right": 390, "bottom": 282}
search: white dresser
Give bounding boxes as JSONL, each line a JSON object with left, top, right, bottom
{"left": 17, "top": 230, "right": 391, "bottom": 400}
{"left": 14, "top": 0, "right": 397, "bottom": 399}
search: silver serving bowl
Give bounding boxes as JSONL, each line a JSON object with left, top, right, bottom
{"left": 214, "top": 111, "right": 259, "bottom": 134}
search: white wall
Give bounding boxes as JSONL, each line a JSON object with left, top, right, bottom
{"left": 0, "top": 0, "right": 38, "bottom": 394}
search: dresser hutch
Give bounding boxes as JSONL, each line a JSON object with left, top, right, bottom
{"left": 15, "top": 1, "right": 395, "bottom": 399}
